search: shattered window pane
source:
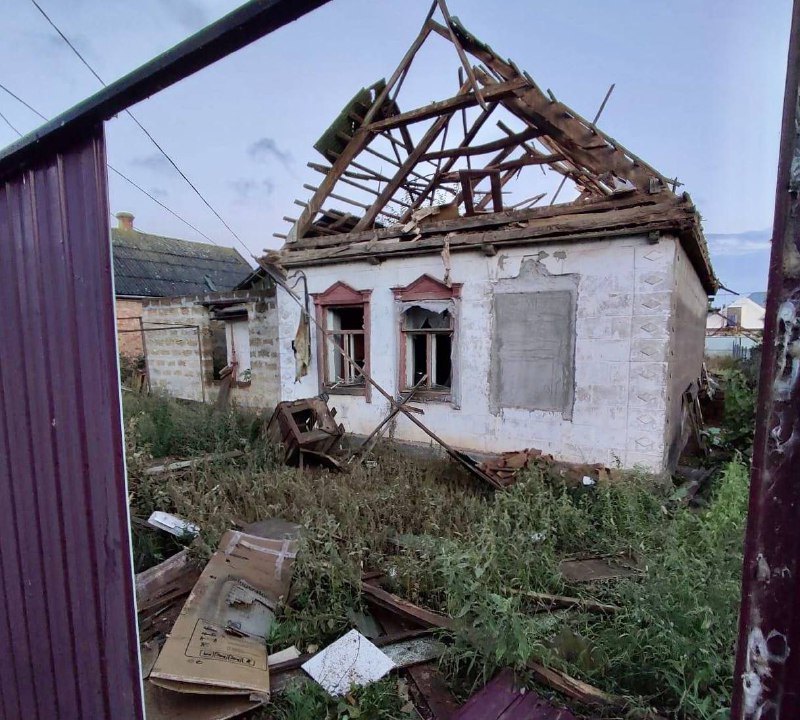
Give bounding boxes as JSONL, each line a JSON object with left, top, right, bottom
{"left": 402, "top": 305, "right": 453, "bottom": 393}
{"left": 403, "top": 306, "right": 451, "bottom": 330}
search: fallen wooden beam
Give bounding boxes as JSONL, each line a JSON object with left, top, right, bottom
{"left": 361, "top": 581, "right": 454, "bottom": 630}
{"left": 504, "top": 588, "right": 620, "bottom": 614}
{"left": 143, "top": 449, "right": 244, "bottom": 476}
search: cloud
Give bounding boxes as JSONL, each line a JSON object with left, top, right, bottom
{"left": 28, "top": 29, "right": 95, "bottom": 57}
{"left": 149, "top": 187, "right": 168, "bottom": 199}
{"left": 248, "top": 137, "right": 291, "bottom": 167}
{"left": 231, "top": 178, "right": 275, "bottom": 201}
{"left": 706, "top": 229, "right": 772, "bottom": 257}
{"left": 131, "top": 153, "right": 172, "bottom": 174}
{"left": 157, "top": 0, "right": 209, "bottom": 32}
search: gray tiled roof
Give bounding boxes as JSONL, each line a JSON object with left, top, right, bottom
{"left": 112, "top": 228, "right": 253, "bottom": 297}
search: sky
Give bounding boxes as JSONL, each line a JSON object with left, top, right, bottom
{"left": 1, "top": 0, "right": 792, "bottom": 297}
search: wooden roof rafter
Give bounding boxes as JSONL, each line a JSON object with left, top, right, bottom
{"left": 289, "top": 2, "right": 677, "bottom": 242}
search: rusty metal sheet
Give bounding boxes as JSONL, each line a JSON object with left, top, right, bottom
{"left": 0, "top": 128, "right": 143, "bottom": 719}
{"left": 731, "top": 1, "right": 800, "bottom": 717}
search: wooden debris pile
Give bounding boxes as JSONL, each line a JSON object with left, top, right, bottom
{"left": 477, "top": 448, "right": 623, "bottom": 489}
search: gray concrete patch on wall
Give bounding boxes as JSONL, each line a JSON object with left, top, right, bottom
{"left": 490, "top": 257, "right": 579, "bottom": 419}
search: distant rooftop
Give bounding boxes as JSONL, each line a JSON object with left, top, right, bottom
{"left": 111, "top": 212, "right": 253, "bottom": 298}
{"left": 748, "top": 291, "right": 768, "bottom": 307}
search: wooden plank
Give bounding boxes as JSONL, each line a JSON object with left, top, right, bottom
{"left": 367, "top": 77, "right": 526, "bottom": 132}
{"left": 286, "top": 192, "right": 682, "bottom": 251}
{"left": 435, "top": 0, "right": 488, "bottom": 110}
{"left": 135, "top": 549, "right": 201, "bottom": 613}
{"left": 361, "top": 11, "right": 435, "bottom": 125}
{"left": 503, "top": 588, "right": 620, "bottom": 614}
{"left": 436, "top": 22, "right": 668, "bottom": 192}
{"left": 282, "top": 215, "right": 695, "bottom": 267}
{"left": 527, "top": 660, "right": 617, "bottom": 708}
{"left": 399, "top": 101, "right": 498, "bottom": 221}
{"left": 361, "top": 581, "right": 455, "bottom": 630}
{"left": 294, "top": 126, "right": 372, "bottom": 238}
{"left": 353, "top": 80, "right": 474, "bottom": 231}
{"left": 423, "top": 126, "right": 540, "bottom": 160}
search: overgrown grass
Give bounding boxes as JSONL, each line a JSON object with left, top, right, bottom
{"left": 125, "top": 396, "right": 747, "bottom": 719}
{"left": 123, "top": 393, "right": 264, "bottom": 458}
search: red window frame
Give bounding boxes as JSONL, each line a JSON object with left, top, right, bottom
{"left": 392, "top": 274, "right": 461, "bottom": 402}
{"left": 312, "top": 281, "right": 372, "bottom": 401}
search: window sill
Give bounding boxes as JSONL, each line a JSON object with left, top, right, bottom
{"left": 401, "top": 390, "right": 453, "bottom": 404}
{"left": 324, "top": 385, "right": 367, "bottom": 396}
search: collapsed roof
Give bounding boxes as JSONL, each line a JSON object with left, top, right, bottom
{"left": 277, "top": 7, "right": 715, "bottom": 292}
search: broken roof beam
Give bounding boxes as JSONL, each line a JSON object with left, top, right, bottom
{"left": 435, "top": 0, "right": 488, "bottom": 110}
{"left": 362, "top": 10, "right": 435, "bottom": 125}
{"left": 430, "top": 20, "right": 671, "bottom": 193}
{"left": 353, "top": 81, "right": 473, "bottom": 231}
{"left": 422, "top": 126, "right": 541, "bottom": 161}
{"left": 399, "top": 101, "right": 497, "bottom": 221}
{"left": 294, "top": 11, "right": 434, "bottom": 239}
{"left": 366, "top": 77, "right": 526, "bottom": 133}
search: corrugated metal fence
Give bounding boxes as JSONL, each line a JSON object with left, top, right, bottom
{"left": 0, "top": 127, "right": 143, "bottom": 719}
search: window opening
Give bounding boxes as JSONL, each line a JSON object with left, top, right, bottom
{"left": 326, "top": 305, "right": 366, "bottom": 387}
{"left": 402, "top": 306, "right": 453, "bottom": 392}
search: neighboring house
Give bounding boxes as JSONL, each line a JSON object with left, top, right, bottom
{"left": 706, "top": 292, "right": 765, "bottom": 358}
{"left": 706, "top": 293, "right": 766, "bottom": 332}
{"left": 265, "top": 16, "right": 716, "bottom": 473}
{"left": 140, "top": 270, "right": 282, "bottom": 410}
{"left": 112, "top": 211, "right": 253, "bottom": 358}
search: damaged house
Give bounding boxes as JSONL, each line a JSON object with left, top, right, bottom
{"left": 267, "top": 15, "right": 716, "bottom": 472}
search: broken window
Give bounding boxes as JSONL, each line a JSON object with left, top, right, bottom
{"left": 324, "top": 305, "right": 366, "bottom": 388}
{"left": 401, "top": 305, "right": 453, "bottom": 393}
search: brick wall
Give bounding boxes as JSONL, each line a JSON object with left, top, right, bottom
{"left": 115, "top": 298, "right": 144, "bottom": 358}
{"left": 142, "top": 290, "right": 280, "bottom": 410}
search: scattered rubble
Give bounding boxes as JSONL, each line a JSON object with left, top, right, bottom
{"left": 477, "top": 447, "right": 624, "bottom": 489}
{"left": 147, "top": 511, "right": 200, "bottom": 538}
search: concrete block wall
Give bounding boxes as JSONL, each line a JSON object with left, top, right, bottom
{"left": 143, "top": 297, "right": 210, "bottom": 402}
{"left": 278, "top": 233, "right": 707, "bottom": 471}
{"left": 142, "top": 292, "right": 280, "bottom": 410}
{"left": 115, "top": 298, "right": 145, "bottom": 358}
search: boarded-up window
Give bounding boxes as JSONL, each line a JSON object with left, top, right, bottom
{"left": 492, "top": 290, "right": 575, "bottom": 413}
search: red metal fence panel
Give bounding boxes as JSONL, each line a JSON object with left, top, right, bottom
{"left": 0, "top": 127, "right": 142, "bottom": 719}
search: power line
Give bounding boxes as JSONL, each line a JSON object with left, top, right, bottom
{"left": 0, "top": 108, "right": 21, "bottom": 136}
{"left": 29, "top": 0, "right": 253, "bottom": 258}
{"left": 0, "top": 82, "right": 223, "bottom": 248}
{"left": 0, "top": 81, "right": 48, "bottom": 121}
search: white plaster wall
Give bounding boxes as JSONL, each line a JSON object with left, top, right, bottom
{"left": 665, "top": 241, "right": 710, "bottom": 467}
{"left": 726, "top": 297, "right": 766, "bottom": 330}
{"left": 278, "top": 234, "right": 692, "bottom": 471}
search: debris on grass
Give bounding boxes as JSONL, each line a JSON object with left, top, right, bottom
{"left": 125, "top": 393, "right": 747, "bottom": 720}
{"left": 301, "top": 629, "right": 396, "bottom": 696}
